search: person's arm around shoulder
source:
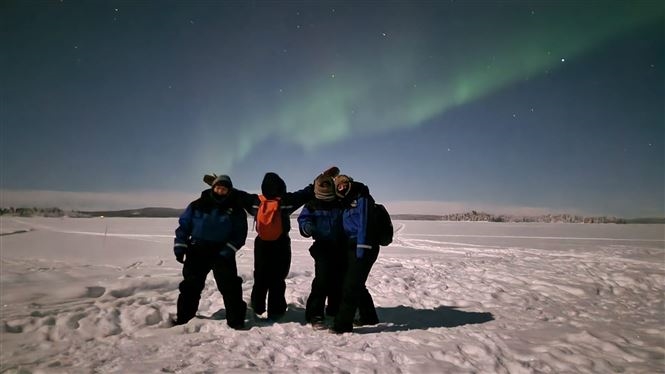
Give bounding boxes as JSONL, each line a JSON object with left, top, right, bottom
{"left": 287, "top": 166, "right": 339, "bottom": 211}
{"left": 233, "top": 188, "right": 259, "bottom": 216}
{"left": 286, "top": 184, "right": 314, "bottom": 211}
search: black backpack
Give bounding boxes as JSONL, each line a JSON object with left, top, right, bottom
{"left": 373, "top": 203, "right": 393, "bottom": 246}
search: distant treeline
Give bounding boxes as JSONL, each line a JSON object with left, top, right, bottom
{"left": 76, "top": 207, "right": 185, "bottom": 217}
{"left": 1, "top": 207, "right": 663, "bottom": 224}
{"left": 392, "top": 211, "right": 665, "bottom": 224}
{"left": 1, "top": 207, "right": 71, "bottom": 217}
{"left": 0, "top": 207, "right": 183, "bottom": 218}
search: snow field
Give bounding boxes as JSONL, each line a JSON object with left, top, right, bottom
{"left": 1, "top": 217, "right": 663, "bottom": 373}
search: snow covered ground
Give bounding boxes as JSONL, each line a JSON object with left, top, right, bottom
{"left": 1, "top": 217, "right": 663, "bottom": 373}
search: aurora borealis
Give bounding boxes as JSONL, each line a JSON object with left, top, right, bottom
{"left": 2, "top": 1, "right": 663, "bottom": 216}
{"left": 193, "top": 1, "right": 663, "bottom": 168}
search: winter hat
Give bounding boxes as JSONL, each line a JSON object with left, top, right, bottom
{"left": 334, "top": 175, "right": 353, "bottom": 198}
{"left": 212, "top": 174, "right": 233, "bottom": 189}
{"left": 261, "top": 172, "right": 286, "bottom": 199}
{"left": 314, "top": 175, "right": 336, "bottom": 201}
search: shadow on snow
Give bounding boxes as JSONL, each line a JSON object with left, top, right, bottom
{"left": 197, "top": 304, "right": 493, "bottom": 333}
{"left": 355, "top": 305, "right": 494, "bottom": 334}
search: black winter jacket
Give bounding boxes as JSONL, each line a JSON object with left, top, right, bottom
{"left": 235, "top": 172, "right": 313, "bottom": 238}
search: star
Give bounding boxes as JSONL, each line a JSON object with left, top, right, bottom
{"left": 561, "top": 58, "right": 566, "bottom": 62}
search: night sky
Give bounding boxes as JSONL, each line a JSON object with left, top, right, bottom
{"left": 2, "top": 1, "right": 663, "bottom": 217}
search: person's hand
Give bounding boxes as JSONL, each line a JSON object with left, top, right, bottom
{"left": 301, "top": 222, "right": 315, "bottom": 238}
{"left": 203, "top": 173, "right": 217, "bottom": 186}
{"left": 219, "top": 247, "right": 235, "bottom": 260}
{"left": 322, "top": 166, "right": 340, "bottom": 178}
{"left": 174, "top": 247, "right": 186, "bottom": 263}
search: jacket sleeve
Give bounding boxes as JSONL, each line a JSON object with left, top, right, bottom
{"left": 226, "top": 207, "right": 248, "bottom": 252}
{"left": 355, "top": 194, "right": 373, "bottom": 252}
{"left": 297, "top": 205, "right": 315, "bottom": 238}
{"left": 234, "top": 188, "right": 259, "bottom": 216}
{"left": 285, "top": 184, "right": 314, "bottom": 214}
{"left": 174, "top": 204, "right": 194, "bottom": 255}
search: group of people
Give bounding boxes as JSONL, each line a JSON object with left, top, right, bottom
{"left": 172, "top": 167, "right": 381, "bottom": 333}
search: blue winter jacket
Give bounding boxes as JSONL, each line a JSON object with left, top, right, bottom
{"left": 174, "top": 189, "right": 248, "bottom": 256}
{"left": 339, "top": 181, "right": 375, "bottom": 257}
{"left": 297, "top": 199, "right": 344, "bottom": 241}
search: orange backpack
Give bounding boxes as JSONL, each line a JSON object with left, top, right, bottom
{"left": 255, "top": 195, "right": 283, "bottom": 240}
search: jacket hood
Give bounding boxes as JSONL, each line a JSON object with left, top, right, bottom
{"left": 261, "top": 172, "right": 286, "bottom": 199}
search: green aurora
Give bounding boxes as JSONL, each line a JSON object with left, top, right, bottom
{"left": 195, "top": 2, "right": 662, "bottom": 172}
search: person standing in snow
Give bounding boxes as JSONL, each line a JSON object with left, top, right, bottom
{"left": 173, "top": 174, "right": 248, "bottom": 329}
{"left": 331, "top": 174, "right": 380, "bottom": 333}
{"left": 297, "top": 173, "right": 346, "bottom": 329}
{"left": 233, "top": 167, "right": 340, "bottom": 322}
{"left": 233, "top": 172, "right": 313, "bottom": 321}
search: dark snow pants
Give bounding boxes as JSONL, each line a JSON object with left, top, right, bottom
{"left": 333, "top": 241, "right": 380, "bottom": 332}
{"left": 305, "top": 240, "right": 346, "bottom": 322}
{"left": 251, "top": 235, "right": 291, "bottom": 319}
{"left": 177, "top": 244, "right": 246, "bottom": 328}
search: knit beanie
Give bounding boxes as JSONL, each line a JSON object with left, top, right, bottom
{"left": 334, "top": 175, "right": 353, "bottom": 198}
{"left": 211, "top": 174, "right": 233, "bottom": 189}
{"left": 261, "top": 172, "right": 286, "bottom": 199}
{"left": 314, "top": 175, "right": 336, "bottom": 201}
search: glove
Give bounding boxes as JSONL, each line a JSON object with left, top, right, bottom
{"left": 322, "top": 166, "right": 340, "bottom": 178}
{"left": 300, "top": 222, "right": 315, "bottom": 238}
{"left": 203, "top": 173, "right": 217, "bottom": 186}
{"left": 174, "top": 246, "right": 187, "bottom": 264}
{"left": 356, "top": 247, "right": 364, "bottom": 259}
{"left": 219, "top": 247, "right": 235, "bottom": 260}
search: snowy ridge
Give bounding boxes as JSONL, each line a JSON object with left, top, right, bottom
{"left": 1, "top": 217, "right": 663, "bottom": 373}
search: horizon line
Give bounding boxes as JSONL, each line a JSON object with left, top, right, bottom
{"left": 1, "top": 189, "right": 662, "bottom": 219}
